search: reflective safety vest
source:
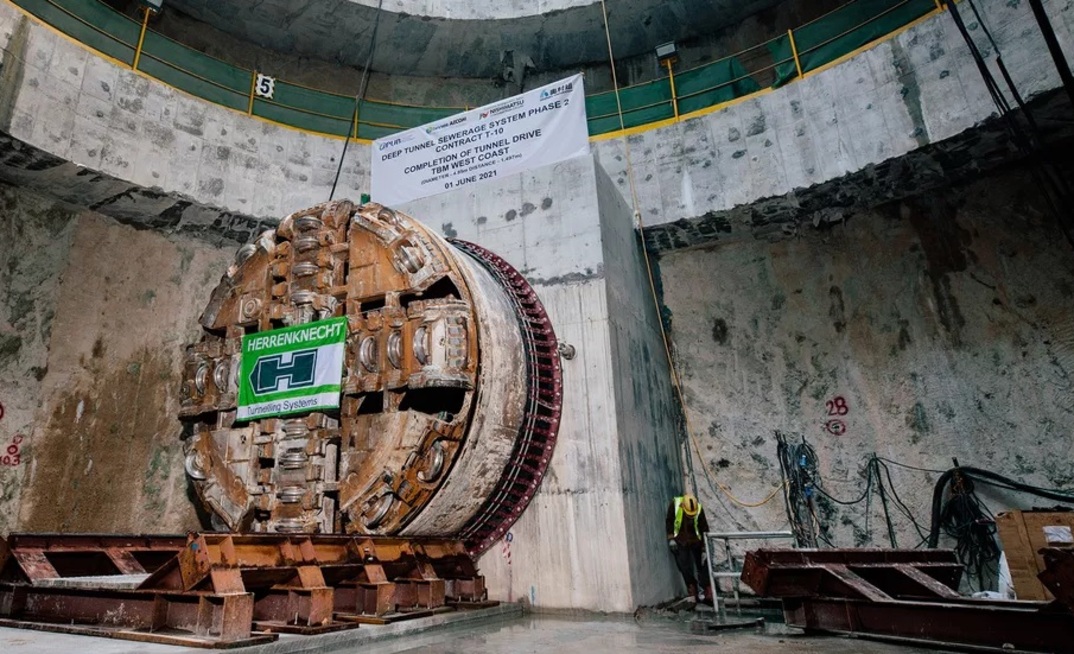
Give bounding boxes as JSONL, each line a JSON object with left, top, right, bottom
{"left": 672, "top": 496, "right": 702, "bottom": 538}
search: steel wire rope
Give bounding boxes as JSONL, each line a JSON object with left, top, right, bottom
{"left": 598, "top": 0, "right": 788, "bottom": 515}
{"left": 601, "top": 0, "right": 752, "bottom": 511}
{"left": 329, "top": 0, "right": 384, "bottom": 201}
{"left": 942, "top": 0, "right": 1074, "bottom": 250}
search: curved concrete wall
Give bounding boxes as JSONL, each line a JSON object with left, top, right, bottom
{"left": 3, "top": 0, "right": 1074, "bottom": 603}
{"left": 163, "top": 0, "right": 781, "bottom": 77}
{"left": 657, "top": 163, "right": 1074, "bottom": 566}
{"left": 3, "top": 0, "right": 1069, "bottom": 250}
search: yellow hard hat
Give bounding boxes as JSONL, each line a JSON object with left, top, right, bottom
{"left": 682, "top": 494, "right": 700, "bottom": 516}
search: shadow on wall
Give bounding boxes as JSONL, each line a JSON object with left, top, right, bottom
{"left": 0, "top": 188, "right": 235, "bottom": 534}
{"left": 657, "top": 161, "right": 1074, "bottom": 553}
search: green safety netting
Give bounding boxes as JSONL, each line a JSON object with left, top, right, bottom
{"left": 586, "top": 78, "right": 673, "bottom": 135}
{"left": 10, "top": 0, "right": 939, "bottom": 139}
{"left": 253, "top": 100, "right": 353, "bottom": 137}
{"left": 768, "top": 34, "right": 797, "bottom": 88}
{"left": 272, "top": 82, "right": 355, "bottom": 120}
{"left": 139, "top": 32, "right": 248, "bottom": 110}
{"left": 253, "top": 81, "right": 356, "bottom": 135}
{"left": 357, "top": 100, "right": 460, "bottom": 131}
{"left": 16, "top": 0, "right": 138, "bottom": 65}
{"left": 357, "top": 122, "right": 404, "bottom": 141}
{"left": 675, "top": 56, "right": 761, "bottom": 116}
{"left": 772, "top": 0, "right": 937, "bottom": 86}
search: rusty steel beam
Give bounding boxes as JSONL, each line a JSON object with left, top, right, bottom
{"left": 0, "top": 532, "right": 491, "bottom": 646}
{"left": 0, "top": 534, "right": 187, "bottom": 584}
{"left": 0, "top": 585, "right": 270, "bottom": 648}
{"left": 781, "top": 596, "right": 1074, "bottom": 652}
{"left": 741, "top": 548, "right": 963, "bottom": 600}
{"left": 742, "top": 548, "right": 1074, "bottom": 653}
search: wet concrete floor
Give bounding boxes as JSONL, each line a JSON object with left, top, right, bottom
{"left": 326, "top": 614, "right": 953, "bottom": 654}
{"left": 0, "top": 612, "right": 955, "bottom": 653}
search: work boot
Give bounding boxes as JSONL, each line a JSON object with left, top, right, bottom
{"left": 686, "top": 583, "right": 697, "bottom": 600}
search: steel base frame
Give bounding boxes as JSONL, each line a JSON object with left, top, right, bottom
{"left": 0, "top": 532, "right": 492, "bottom": 648}
{"left": 742, "top": 548, "right": 1074, "bottom": 654}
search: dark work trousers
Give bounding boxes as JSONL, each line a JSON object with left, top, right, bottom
{"left": 672, "top": 542, "right": 707, "bottom": 589}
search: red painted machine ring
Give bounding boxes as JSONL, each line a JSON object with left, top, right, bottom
{"left": 449, "top": 239, "right": 563, "bottom": 555}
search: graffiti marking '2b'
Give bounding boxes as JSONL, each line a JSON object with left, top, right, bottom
{"left": 825, "top": 396, "right": 849, "bottom": 416}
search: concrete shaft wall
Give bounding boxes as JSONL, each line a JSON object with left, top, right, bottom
{"left": 658, "top": 166, "right": 1074, "bottom": 549}
{"left": 0, "top": 152, "right": 683, "bottom": 610}
{"left": 0, "top": 183, "right": 231, "bottom": 533}
{"left": 2, "top": 0, "right": 1074, "bottom": 607}
{"left": 4, "top": 0, "right": 1073, "bottom": 243}
{"left": 398, "top": 154, "right": 682, "bottom": 611}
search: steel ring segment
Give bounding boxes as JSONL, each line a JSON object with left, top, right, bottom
{"left": 448, "top": 239, "right": 564, "bottom": 556}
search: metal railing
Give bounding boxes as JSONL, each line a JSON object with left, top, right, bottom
{"left": 6, "top": 0, "right": 942, "bottom": 140}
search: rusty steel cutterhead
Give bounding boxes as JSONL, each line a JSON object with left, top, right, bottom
{"left": 179, "top": 200, "right": 561, "bottom": 554}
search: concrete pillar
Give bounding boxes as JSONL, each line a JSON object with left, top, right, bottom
{"left": 398, "top": 154, "right": 683, "bottom": 612}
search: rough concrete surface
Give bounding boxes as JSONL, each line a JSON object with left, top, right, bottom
{"left": 597, "top": 0, "right": 1074, "bottom": 247}
{"left": 596, "top": 163, "right": 684, "bottom": 605}
{"left": 0, "top": 184, "right": 77, "bottom": 533}
{"left": 400, "top": 154, "right": 682, "bottom": 611}
{"left": 658, "top": 164, "right": 1074, "bottom": 554}
{"left": 5, "top": 0, "right": 1074, "bottom": 255}
{"left": 0, "top": 182, "right": 234, "bottom": 533}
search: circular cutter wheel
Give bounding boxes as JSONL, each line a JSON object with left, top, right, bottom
{"left": 179, "top": 201, "right": 561, "bottom": 554}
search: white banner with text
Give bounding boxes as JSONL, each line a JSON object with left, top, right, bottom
{"left": 371, "top": 74, "right": 589, "bottom": 206}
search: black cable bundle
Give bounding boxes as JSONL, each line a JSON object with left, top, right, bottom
{"left": 926, "top": 466, "right": 1074, "bottom": 548}
{"left": 936, "top": 468, "right": 1000, "bottom": 588}
{"left": 776, "top": 432, "right": 823, "bottom": 547}
{"left": 774, "top": 436, "right": 1074, "bottom": 577}
{"left": 923, "top": 463, "right": 1074, "bottom": 589}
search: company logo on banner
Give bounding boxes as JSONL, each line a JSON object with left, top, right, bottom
{"left": 237, "top": 317, "right": 347, "bottom": 420}
{"left": 371, "top": 74, "right": 589, "bottom": 206}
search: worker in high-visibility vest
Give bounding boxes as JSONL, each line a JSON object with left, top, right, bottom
{"left": 666, "top": 493, "right": 710, "bottom": 603}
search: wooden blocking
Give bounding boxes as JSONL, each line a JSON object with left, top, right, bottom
{"left": 997, "top": 510, "right": 1074, "bottom": 600}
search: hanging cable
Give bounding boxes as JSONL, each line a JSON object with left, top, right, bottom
{"left": 597, "top": 0, "right": 785, "bottom": 511}
{"left": 944, "top": 0, "right": 1074, "bottom": 249}
{"left": 329, "top": 0, "right": 385, "bottom": 201}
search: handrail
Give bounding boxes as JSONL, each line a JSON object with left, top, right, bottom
{"left": 5, "top": 0, "right": 941, "bottom": 141}
{"left": 138, "top": 52, "right": 247, "bottom": 98}
{"left": 796, "top": 0, "right": 917, "bottom": 59}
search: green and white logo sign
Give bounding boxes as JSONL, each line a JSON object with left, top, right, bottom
{"left": 237, "top": 317, "right": 347, "bottom": 420}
